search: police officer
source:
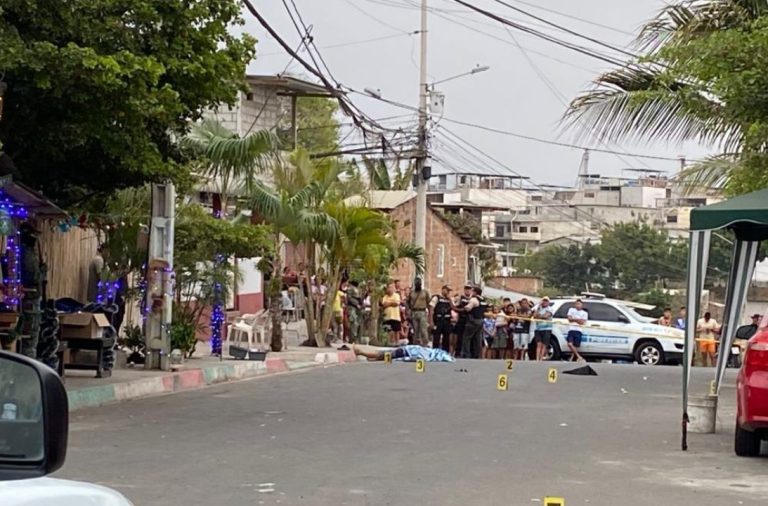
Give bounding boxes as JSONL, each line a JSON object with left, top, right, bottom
{"left": 429, "top": 285, "right": 453, "bottom": 352}
{"left": 452, "top": 284, "right": 472, "bottom": 356}
{"left": 459, "top": 286, "right": 487, "bottom": 359}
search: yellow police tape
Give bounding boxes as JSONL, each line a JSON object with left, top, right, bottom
{"left": 481, "top": 314, "right": 686, "bottom": 341}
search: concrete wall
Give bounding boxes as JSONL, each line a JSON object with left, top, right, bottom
{"left": 620, "top": 186, "right": 667, "bottom": 208}
{"left": 206, "top": 85, "right": 290, "bottom": 135}
{"left": 388, "top": 199, "right": 469, "bottom": 292}
{"left": 487, "top": 275, "right": 543, "bottom": 294}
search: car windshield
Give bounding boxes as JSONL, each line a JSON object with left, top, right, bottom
{"left": 619, "top": 304, "right": 654, "bottom": 323}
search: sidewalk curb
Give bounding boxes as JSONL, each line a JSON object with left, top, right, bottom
{"left": 67, "top": 351, "right": 358, "bottom": 412}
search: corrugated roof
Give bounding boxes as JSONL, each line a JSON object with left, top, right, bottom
{"left": 246, "top": 75, "right": 332, "bottom": 96}
{"left": 346, "top": 190, "right": 416, "bottom": 210}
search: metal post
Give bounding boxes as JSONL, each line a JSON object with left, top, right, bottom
{"left": 291, "top": 94, "right": 298, "bottom": 150}
{"left": 415, "top": 0, "right": 429, "bottom": 272}
{"left": 145, "top": 183, "right": 175, "bottom": 370}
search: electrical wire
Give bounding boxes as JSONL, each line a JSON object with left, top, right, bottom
{"left": 495, "top": 0, "right": 635, "bottom": 37}
{"left": 435, "top": 125, "right": 723, "bottom": 277}
{"left": 258, "top": 33, "right": 412, "bottom": 57}
{"left": 502, "top": 27, "right": 655, "bottom": 173}
{"left": 488, "top": 0, "right": 641, "bottom": 60}
{"left": 445, "top": 0, "right": 633, "bottom": 67}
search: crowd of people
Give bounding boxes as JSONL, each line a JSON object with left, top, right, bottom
{"left": 280, "top": 265, "right": 763, "bottom": 366}
{"left": 280, "top": 266, "right": 561, "bottom": 360}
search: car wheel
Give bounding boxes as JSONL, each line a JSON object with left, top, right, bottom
{"left": 635, "top": 341, "right": 664, "bottom": 366}
{"left": 735, "top": 423, "right": 761, "bottom": 457}
{"left": 548, "top": 340, "right": 562, "bottom": 361}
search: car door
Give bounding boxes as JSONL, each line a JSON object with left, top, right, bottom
{"left": 581, "top": 302, "right": 632, "bottom": 356}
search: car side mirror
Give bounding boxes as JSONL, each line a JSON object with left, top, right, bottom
{"left": 617, "top": 315, "right": 630, "bottom": 324}
{"left": 0, "top": 351, "right": 69, "bottom": 481}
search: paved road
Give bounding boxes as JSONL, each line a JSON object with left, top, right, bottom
{"left": 58, "top": 360, "right": 767, "bottom": 505}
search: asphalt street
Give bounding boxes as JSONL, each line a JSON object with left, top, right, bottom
{"left": 58, "top": 360, "right": 768, "bottom": 505}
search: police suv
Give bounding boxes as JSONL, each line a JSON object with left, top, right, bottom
{"left": 543, "top": 297, "right": 684, "bottom": 366}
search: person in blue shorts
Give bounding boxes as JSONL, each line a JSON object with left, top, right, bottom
{"left": 566, "top": 299, "right": 588, "bottom": 362}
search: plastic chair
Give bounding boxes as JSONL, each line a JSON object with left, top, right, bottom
{"left": 226, "top": 310, "right": 269, "bottom": 352}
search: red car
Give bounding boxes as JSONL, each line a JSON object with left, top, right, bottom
{"left": 735, "top": 310, "right": 768, "bottom": 456}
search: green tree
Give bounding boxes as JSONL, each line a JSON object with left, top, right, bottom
{"left": 173, "top": 203, "right": 271, "bottom": 357}
{"left": 565, "top": 0, "right": 768, "bottom": 195}
{"left": 293, "top": 97, "right": 340, "bottom": 153}
{"left": 518, "top": 242, "right": 603, "bottom": 295}
{"left": 598, "top": 222, "right": 680, "bottom": 293}
{"left": 248, "top": 179, "right": 338, "bottom": 350}
{"left": 360, "top": 157, "right": 415, "bottom": 191}
{"left": 0, "top": 0, "right": 256, "bottom": 202}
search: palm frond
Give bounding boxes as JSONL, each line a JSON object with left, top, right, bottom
{"left": 674, "top": 153, "right": 741, "bottom": 195}
{"left": 247, "top": 182, "right": 284, "bottom": 225}
{"left": 564, "top": 65, "right": 742, "bottom": 151}
{"left": 365, "top": 157, "right": 392, "bottom": 190}
{"left": 183, "top": 119, "right": 276, "bottom": 196}
{"left": 636, "top": 1, "right": 759, "bottom": 54}
{"left": 393, "top": 241, "right": 425, "bottom": 277}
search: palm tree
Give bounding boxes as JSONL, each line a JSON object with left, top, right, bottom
{"left": 248, "top": 180, "right": 338, "bottom": 350}
{"left": 315, "top": 203, "right": 393, "bottom": 343}
{"left": 564, "top": 0, "right": 766, "bottom": 192}
{"left": 360, "top": 156, "right": 415, "bottom": 191}
{"left": 182, "top": 119, "right": 275, "bottom": 214}
{"left": 182, "top": 119, "right": 275, "bottom": 355}
{"left": 360, "top": 241, "right": 425, "bottom": 344}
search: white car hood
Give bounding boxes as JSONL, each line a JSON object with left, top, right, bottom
{"left": 0, "top": 477, "right": 132, "bottom": 506}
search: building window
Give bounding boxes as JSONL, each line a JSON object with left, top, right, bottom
{"left": 585, "top": 192, "right": 595, "bottom": 198}
{"left": 495, "top": 224, "right": 506, "bottom": 238}
{"left": 667, "top": 215, "right": 678, "bottom": 223}
{"left": 245, "top": 92, "right": 254, "bottom": 101}
{"left": 519, "top": 226, "right": 528, "bottom": 233}
{"left": 436, "top": 245, "right": 445, "bottom": 278}
{"left": 530, "top": 226, "right": 539, "bottom": 233}
{"left": 531, "top": 195, "right": 543, "bottom": 202}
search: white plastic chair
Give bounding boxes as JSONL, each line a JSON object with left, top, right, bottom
{"left": 226, "top": 310, "right": 269, "bottom": 351}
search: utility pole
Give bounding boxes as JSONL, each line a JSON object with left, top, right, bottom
{"left": 415, "top": 0, "right": 429, "bottom": 272}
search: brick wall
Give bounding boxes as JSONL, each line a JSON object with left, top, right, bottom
{"left": 388, "top": 199, "right": 469, "bottom": 293}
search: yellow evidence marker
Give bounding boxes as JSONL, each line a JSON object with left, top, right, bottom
{"left": 415, "top": 358, "right": 425, "bottom": 373}
{"left": 544, "top": 497, "right": 565, "bottom": 506}
{"left": 497, "top": 374, "right": 508, "bottom": 391}
{"left": 709, "top": 379, "right": 717, "bottom": 396}
{"left": 547, "top": 368, "right": 558, "bottom": 384}
{"left": 505, "top": 359, "right": 514, "bottom": 370}
{"left": 384, "top": 352, "right": 392, "bottom": 364}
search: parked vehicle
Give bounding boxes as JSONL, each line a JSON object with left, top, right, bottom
{"left": 539, "top": 297, "right": 684, "bottom": 366}
{"left": 735, "top": 310, "right": 768, "bottom": 457}
{"left": 0, "top": 350, "right": 133, "bottom": 505}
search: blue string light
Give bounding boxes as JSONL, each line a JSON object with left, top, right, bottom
{"left": 210, "top": 254, "right": 226, "bottom": 356}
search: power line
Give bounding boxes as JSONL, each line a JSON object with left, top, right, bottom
{"left": 446, "top": 0, "right": 630, "bottom": 67}
{"left": 435, "top": 125, "right": 723, "bottom": 277}
{"left": 498, "top": 0, "right": 635, "bottom": 37}
{"left": 488, "top": 0, "right": 641, "bottom": 60}
{"left": 439, "top": 116, "right": 688, "bottom": 162}
{"left": 340, "top": 0, "right": 417, "bottom": 34}
{"left": 258, "top": 32, "right": 412, "bottom": 57}
{"left": 502, "top": 27, "right": 655, "bottom": 172}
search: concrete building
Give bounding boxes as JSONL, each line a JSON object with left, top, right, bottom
{"left": 199, "top": 74, "right": 333, "bottom": 317}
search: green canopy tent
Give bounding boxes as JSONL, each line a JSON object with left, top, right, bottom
{"left": 682, "top": 188, "right": 768, "bottom": 450}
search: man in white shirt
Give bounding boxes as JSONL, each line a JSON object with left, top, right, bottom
{"left": 566, "top": 299, "right": 588, "bottom": 362}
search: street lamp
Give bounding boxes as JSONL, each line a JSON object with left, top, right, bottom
{"left": 431, "top": 65, "right": 490, "bottom": 87}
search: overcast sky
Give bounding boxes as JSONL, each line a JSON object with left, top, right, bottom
{"left": 242, "top": 0, "right": 713, "bottom": 186}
